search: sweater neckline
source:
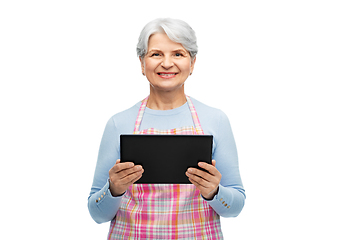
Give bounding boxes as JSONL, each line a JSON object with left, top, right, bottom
{"left": 143, "top": 102, "right": 189, "bottom": 116}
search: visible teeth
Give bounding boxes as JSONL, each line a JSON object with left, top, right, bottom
{"left": 159, "top": 73, "right": 176, "bottom": 76}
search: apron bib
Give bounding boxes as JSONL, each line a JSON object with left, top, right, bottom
{"left": 108, "top": 96, "right": 223, "bottom": 240}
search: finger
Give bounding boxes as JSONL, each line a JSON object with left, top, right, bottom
{"left": 109, "top": 162, "right": 135, "bottom": 178}
{"left": 198, "top": 161, "right": 220, "bottom": 177}
{"left": 130, "top": 170, "right": 144, "bottom": 184}
{"left": 113, "top": 162, "right": 135, "bottom": 173}
{"left": 122, "top": 169, "right": 144, "bottom": 184}
{"left": 187, "top": 167, "right": 214, "bottom": 182}
{"left": 188, "top": 177, "right": 203, "bottom": 189}
{"left": 186, "top": 171, "right": 210, "bottom": 188}
{"left": 118, "top": 165, "right": 143, "bottom": 179}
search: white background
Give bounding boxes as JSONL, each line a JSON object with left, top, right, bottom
{"left": 1, "top": 0, "right": 359, "bottom": 239}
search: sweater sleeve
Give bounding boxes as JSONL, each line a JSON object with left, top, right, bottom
{"left": 204, "top": 110, "right": 246, "bottom": 217}
{"left": 88, "top": 117, "right": 124, "bottom": 224}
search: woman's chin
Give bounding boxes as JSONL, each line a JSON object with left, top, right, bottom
{"left": 150, "top": 83, "right": 185, "bottom": 93}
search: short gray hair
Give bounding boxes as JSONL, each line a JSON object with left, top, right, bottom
{"left": 137, "top": 18, "right": 198, "bottom": 60}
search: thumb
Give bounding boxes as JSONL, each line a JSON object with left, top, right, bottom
{"left": 116, "top": 159, "right": 121, "bottom": 164}
{"left": 212, "top": 160, "right": 216, "bottom": 167}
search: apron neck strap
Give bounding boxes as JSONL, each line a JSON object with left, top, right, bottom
{"left": 133, "top": 95, "right": 204, "bottom": 135}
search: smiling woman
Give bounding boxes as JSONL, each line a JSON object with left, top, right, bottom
{"left": 140, "top": 32, "right": 196, "bottom": 109}
{"left": 88, "top": 18, "right": 246, "bottom": 240}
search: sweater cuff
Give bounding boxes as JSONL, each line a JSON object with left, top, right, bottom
{"left": 93, "top": 180, "right": 124, "bottom": 206}
{"left": 88, "top": 180, "right": 125, "bottom": 223}
{"left": 203, "top": 185, "right": 233, "bottom": 212}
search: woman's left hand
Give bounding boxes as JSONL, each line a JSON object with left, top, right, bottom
{"left": 186, "top": 160, "right": 221, "bottom": 200}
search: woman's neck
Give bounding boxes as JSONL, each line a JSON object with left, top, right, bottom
{"left": 147, "top": 88, "right": 187, "bottom": 110}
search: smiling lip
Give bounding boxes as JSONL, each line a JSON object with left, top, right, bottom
{"left": 157, "top": 72, "right": 178, "bottom": 79}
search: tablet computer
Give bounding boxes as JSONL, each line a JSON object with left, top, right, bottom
{"left": 120, "top": 134, "right": 213, "bottom": 184}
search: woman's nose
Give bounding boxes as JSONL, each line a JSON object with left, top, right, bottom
{"left": 161, "top": 56, "right": 174, "bottom": 69}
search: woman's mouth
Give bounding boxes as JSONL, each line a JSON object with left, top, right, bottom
{"left": 157, "top": 72, "right": 178, "bottom": 79}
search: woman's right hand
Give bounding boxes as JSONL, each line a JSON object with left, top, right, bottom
{"left": 108, "top": 159, "right": 144, "bottom": 197}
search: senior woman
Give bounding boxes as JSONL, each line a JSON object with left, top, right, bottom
{"left": 88, "top": 18, "right": 245, "bottom": 239}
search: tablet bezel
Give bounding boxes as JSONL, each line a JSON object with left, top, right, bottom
{"left": 120, "top": 134, "right": 213, "bottom": 184}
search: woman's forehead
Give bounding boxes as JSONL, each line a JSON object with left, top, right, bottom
{"left": 148, "top": 33, "right": 186, "bottom": 51}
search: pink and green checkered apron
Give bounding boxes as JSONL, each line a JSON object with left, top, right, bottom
{"left": 108, "top": 95, "right": 223, "bottom": 239}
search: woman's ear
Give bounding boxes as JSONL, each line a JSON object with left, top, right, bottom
{"left": 190, "top": 56, "right": 196, "bottom": 75}
{"left": 139, "top": 56, "right": 145, "bottom": 75}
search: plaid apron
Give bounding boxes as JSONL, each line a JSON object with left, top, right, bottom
{"left": 108, "top": 96, "right": 223, "bottom": 240}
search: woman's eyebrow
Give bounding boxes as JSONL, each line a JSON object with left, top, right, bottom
{"left": 148, "top": 48, "right": 162, "bottom": 52}
{"left": 147, "top": 48, "right": 187, "bottom": 55}
{"left": 172, "top": 49, "right": 187, "bottom": 53}
{"left": 146, "top": 49, "right": 162, "bottom": 56}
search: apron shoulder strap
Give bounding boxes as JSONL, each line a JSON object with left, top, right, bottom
{"left": 133, "top": 96, "right": 149, "bottom": 133}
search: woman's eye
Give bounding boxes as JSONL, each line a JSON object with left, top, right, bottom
{"left": 175, "top": 53, "right": 183, "bottom": 57}
{"left": 151, "top": 53, "right": 160, "bottom": 57}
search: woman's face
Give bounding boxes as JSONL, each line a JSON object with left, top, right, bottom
{"left": 140, "top": 32, "right": 195, "bottom": 93}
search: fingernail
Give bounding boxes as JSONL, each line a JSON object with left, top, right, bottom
{"left": 188, "top": 169, "right": 194, "bottom": 173}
